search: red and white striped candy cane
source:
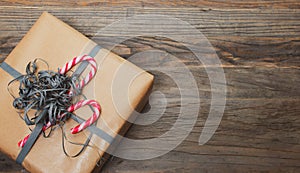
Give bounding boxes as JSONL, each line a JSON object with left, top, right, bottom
{"left": 59, "top": 55, "right": 97, "bottom": 90}
{"left": 18, "top": 99, "right": 101, "bottom": 147}
{"left": 68, "top": 99, "right": 101, "bottom": 134}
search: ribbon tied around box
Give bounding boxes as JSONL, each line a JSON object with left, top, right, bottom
{"left": 0, "top": 46, "right": 114, "bottom": 164}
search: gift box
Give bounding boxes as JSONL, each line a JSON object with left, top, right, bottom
{"left": 0, "top": 12, "right": 153, "bottom": 172}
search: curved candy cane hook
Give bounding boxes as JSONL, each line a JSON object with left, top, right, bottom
{"left": 68, "top": 100, "right": 101, "bottom": 134}
{"left": 59, "top": 55, "right": 97, "bottom": 90}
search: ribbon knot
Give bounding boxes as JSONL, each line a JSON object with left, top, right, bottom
{"left": 9, "top": 55, "right": 101, "bottom": 158}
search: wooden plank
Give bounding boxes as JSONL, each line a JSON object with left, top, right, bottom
{"left": 130, "top": 53, "right": 300, "bottom": 99}
{"left": 92, "top": 36, "right": 300, "bottom": 68}
{"left": 0, "top": 0, "right": 299, "bottom": 9}
{"left": 0, "top": 7, "right": 299, "bottom": 38}
{"left": 0, "top": 7, "right": 299, "bottom": 66}
{"left": 202, "top": 67, "right": 300, "bottom": 99}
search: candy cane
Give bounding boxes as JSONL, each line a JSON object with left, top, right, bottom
{"left": 59, "top": 55, "right": 97, "bottom": 90}
{"left": 18, "top": 99, "right": 101, "bottom": 147}
{"left": 68, "top": 100, "right": 101, "bottom": 134}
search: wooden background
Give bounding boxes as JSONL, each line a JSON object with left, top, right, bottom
{"left": 0, "top": 1, "right": 299, "bottom": 172}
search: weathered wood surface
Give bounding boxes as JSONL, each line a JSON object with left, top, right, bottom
{"left": 0, "top": 1, "right": 299, "bottom": 173}
{"left": 0, "top": 0, "right": 300, "bottom": 9}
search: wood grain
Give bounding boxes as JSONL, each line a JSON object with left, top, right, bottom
{"left": 0, "top": 2, "right": 299, "bottom": 173}
{"left": 0, "top": 0, "right": 300, "bottom": 9}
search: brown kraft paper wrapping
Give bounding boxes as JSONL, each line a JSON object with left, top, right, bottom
{"left": 0, "top": 12, "right": 153, "bottom": 173}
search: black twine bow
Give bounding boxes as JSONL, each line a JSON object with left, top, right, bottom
{"left": 8, "top": 59, "right": 94, "bottom": 162}
{"left": 10, "top": 59, "right": 81, "bottom": 126}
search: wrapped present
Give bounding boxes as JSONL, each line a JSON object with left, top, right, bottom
{"left": 0, "top": 12, "right": 153, "bottom": 172}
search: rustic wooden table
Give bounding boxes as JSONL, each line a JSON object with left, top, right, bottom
{"left": 0, "top": 1, "right": 299, "bottom": 173}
